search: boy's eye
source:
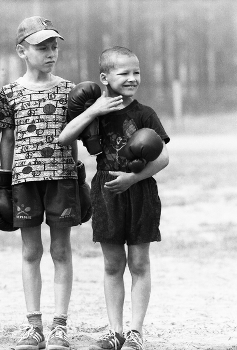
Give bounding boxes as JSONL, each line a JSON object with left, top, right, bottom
{"left": 36, "top": 45, "right": 58, "bottom": 51}
{"left": 37, "top": 46, "right": 46, "bottom": 50}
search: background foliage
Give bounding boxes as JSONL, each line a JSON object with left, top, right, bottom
{"left": 1, "top": 0, "right": 237, "bottom": 115}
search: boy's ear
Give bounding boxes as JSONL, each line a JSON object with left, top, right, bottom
{"left": 16, "top": 44, "right": 27, "bottom": 59}
{"left": 100, "top": 73, "right": 108, "bottom": 86}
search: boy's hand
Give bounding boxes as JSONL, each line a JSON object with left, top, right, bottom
{"left": 89, "top": 91, "right": 123, "bottom": 116}
{"left": 59, "top": 82, "right": 123, "bottom": 148}
{"left": 104, "top": 171, "right": 135, "bottom": 194}
{"left": 68, "top": 82, "right": 123, "bottom": 119}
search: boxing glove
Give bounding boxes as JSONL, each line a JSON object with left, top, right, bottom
{"left": 0, "top": 170, "right": 18, "bottom": 231}
{"left": 119, "top": 128, "right": 164, "bottom": 173}
{"left": 68, "top": 81, "right": 103, "bottom": 155}
{"left": 127, "top": 158, "right": 147, "bottom": 173}
{"left": 76, "top": 161, "right": 92, "bottom": 223}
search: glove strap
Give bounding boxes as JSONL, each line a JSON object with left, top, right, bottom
{"left": 75, "top": 161, "right": 86, "bottom": 184}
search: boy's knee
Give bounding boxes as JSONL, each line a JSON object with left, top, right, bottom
{"left": 104, "top": 258, "right": 126, "bottom": 276}
{"left": 50, "top": 243, "right": 71, "bottom": 263}
{"left": 128, "top": 257, "right": 150, "bottom": 276}
{"left": 22, "top": 245, "right": 43, "bottom": 263}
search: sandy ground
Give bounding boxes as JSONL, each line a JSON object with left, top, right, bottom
{"left": 0, "top": 114, "right": 237, "bottom": 349}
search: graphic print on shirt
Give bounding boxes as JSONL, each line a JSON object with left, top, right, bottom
{"left": 99, "top": 117, "right": 138, "bottom": 171}
{"left": 0, "top": 81, "right": 77, "bottom": 185}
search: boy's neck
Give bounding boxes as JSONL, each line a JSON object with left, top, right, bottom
{"left": 121, "top": 97, "right": 134, "bottom": 108}
{"left": 17, "top": 72, "right": 62, "bottom": 90}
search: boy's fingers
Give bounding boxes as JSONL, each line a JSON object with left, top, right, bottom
{"left": 114, "top": 95, "right": 123, "bottom": 100}
{"left": 109, "top": 171, "right": 120, "bottom": 177}
{"left": 104, "top": 179, "right": 117, "bottom": 187}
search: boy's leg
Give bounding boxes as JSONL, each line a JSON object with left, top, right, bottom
{"left": 122, "top": 243, "right": 150, "bottom": 350}
{"left": 21, "top": 226, "right": 43, "bottom": 315}
{"left": 50, "top": 226, "right": 72, "bottom": 316}
{"left": 89, "top": 243, "right": 127, "bottom": 350}
{"left": 16, "top": 226, "right": 45, "bottom": 350}
{"left": 101, "top": 243, "right": 127, "bottom": 335}
{"left": 89, "top": 244, "right": 126, "bottom": 350}
{"left": 127, "top": 243, "right": 151, "bottom": 334}
{"left": 46, "top": 226, "right": 72, "bottom": 350}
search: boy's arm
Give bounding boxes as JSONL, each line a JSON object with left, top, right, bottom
{"left": 71, "top": 140, "right": 78, "bottom": 163}
{"left": 0, "top": 128, "right": 15, "bottom": 170}
{"left": 104, "top": 142, "right": 169, "bottom": 194}
{"left": 59, "top": 92, "right": 123, "bottom": 146}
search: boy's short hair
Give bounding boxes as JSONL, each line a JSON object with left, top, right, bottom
{"left": 99, "top": 46, "right": 137, "bottom": 73}
{"left": 16, "top": 16, "right": 64, "bottom": 45}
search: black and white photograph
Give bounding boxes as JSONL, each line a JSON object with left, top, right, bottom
{"left": 0, "top": 1, "right": 236, "bottom": 349}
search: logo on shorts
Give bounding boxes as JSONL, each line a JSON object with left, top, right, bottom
{"left": 16, "top": 204, "right": 32, "bottom": 219}
{"left": 60, "top": 208, "right": 73, "bottom": 219}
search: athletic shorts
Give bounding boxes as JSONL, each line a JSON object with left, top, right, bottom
{"left": 12, "top": 179, "right": 81, "bottom": 228}
{"left": 91, "top": 171, "right": 161, "bottom": 245}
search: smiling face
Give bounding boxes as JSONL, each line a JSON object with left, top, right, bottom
{"left": 17, "top": 37, "right": 59, "bottom": 74}
{"left": 100, "top": 54, "right": 141, "bottom": 101}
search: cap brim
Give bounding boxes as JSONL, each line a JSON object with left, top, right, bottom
{"left": 25, "top": 29, "right": 64, "bottom": 44}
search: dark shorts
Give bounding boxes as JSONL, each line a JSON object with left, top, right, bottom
{"left": 91, "top": 171, "right": 161, "bottom": 245}
{"left": 12, "top": 179, "right": 81, "bottom": 228}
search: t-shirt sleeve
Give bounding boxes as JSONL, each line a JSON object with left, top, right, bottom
{"left": 142, "top": 110, "right": 170, "bottom": 144}
{"left": 0, "top": 88, "right": 15, "bottom": 130}
{"left": 65, "top": 82, "right": 76, "bottom": 124}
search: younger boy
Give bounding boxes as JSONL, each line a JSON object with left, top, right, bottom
{"left": 59, "top": 46, "right": 170, "bottom": 350}
{"left": 0, "top": 16, "right": 80, "bottom": 350}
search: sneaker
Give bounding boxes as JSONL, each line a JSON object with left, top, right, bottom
{"left": 122, "top": 330, "right": 143, "bottom": 350}
{"left": 46, "top": 325, "right": 70, "bottom": 350}
{"left": 89, "top": 329, "right": 125, "bottom": 350}
{"left": 16, "top": 325, "right": 45, "bottom": 350}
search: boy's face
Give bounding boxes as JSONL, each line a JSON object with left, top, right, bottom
{"left": 101, "top": 55, "right": 140, "bottom": 99}
{"left": 17, "top": 37, "right": 59, "bottom": 73}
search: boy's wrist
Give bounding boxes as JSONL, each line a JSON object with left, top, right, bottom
{"left": 127, "top": 171, "right": 140, "bottom": 185}
{"left": 85, "top": 105, "right": 102, "bottom": 119}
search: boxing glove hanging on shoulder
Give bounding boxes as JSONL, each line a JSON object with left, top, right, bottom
{"left": 0, "top": 170, "right": 18, "bottom": 231}
{"left": 68, "top": 81, "right": 103, "bottom": 156}
{"left": 119, "top": 128, "right": 164, "bottom": 173}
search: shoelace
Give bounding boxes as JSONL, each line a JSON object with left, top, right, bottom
{"left": 126, "top": 331, "right": 143, "bottom": 347}
{"left": 100, "top": 330, "right": 121, "bottom": 350}
{"left": 18, "top": 325, "right": 42, "bottom": 342}
{"left": 46, "top": 325, "right": 69, "bottom": 345}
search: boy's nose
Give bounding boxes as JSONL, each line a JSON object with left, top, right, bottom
{"left": 47, "top": 49, "right": 55, "bottom": 57}
{"left": 127, "top": 74, "right": 136, "bottom": 81}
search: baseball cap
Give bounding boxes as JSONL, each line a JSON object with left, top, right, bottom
{"left": 16, "top": 16, "right": 64, "bottom": 45}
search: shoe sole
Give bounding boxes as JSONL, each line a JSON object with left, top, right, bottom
{"left": 88, "top": 346, "right": 103, "bottom": 350}
{"left": 89, "top": 346, "right": 123, "bottom": 350}
{"left": 47, "top": 345, "right": 70, "bottom": 350}
{"left": 16, "top": 340, "right": 46, "bottom": 350}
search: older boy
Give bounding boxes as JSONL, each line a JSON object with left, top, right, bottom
{"left": 0, "top": 16, "right": 80, "bottom": 350}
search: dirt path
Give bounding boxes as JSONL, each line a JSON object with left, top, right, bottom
{"left": 1, "top": 131, "right": 237, "bottom": 349}
{"left": 1, "top": 248, "right": 237, "bottom": 349}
